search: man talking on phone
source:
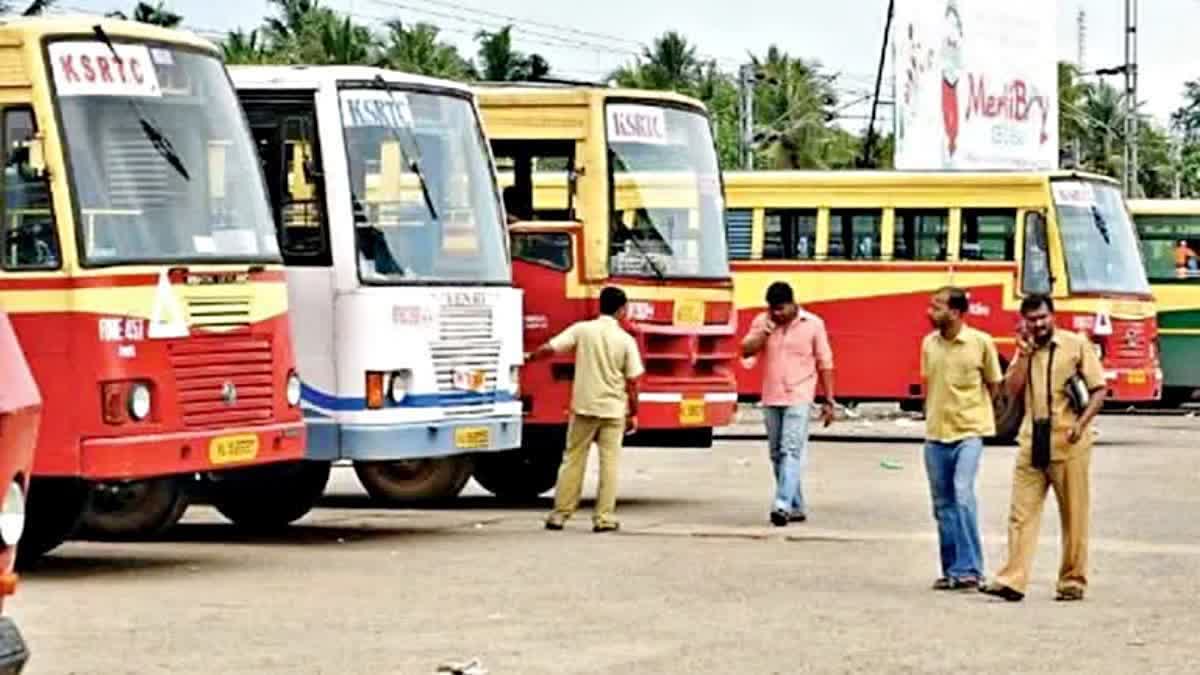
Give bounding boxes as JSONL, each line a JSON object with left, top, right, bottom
{"left": 980, "top": 294, "right": 1106, "bottom": 602}
{"left": 742, "top": 281, "right": 837, "bottom": 526}
{"left": 526, "top": 286, "right": 644, "bottom": 533}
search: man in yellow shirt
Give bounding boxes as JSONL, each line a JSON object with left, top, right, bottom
{"left": 921, "top": 287, "right": 1003, "bottom": 591}
{"left": 980, "top": 294, "right": 1106, "bottom": 602}
{"left": 525, "top": 287, "right": 644, "bottom": 532}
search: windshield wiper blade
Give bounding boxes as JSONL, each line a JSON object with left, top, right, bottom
{"left": 92, "top": 25, "right": 190, "bottom": 182}
{"left": 623, "top": 230, "right": 666, "bottom": 281}
{"left": 373, "top": 74, "right": 437, "bottom": 222}
{"left": 1090, "top": 205, "right": 1111, "bottom": 245}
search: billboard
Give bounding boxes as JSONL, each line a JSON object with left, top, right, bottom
{"left": 893, "top": 0, "right": 1058, "bottom": 170}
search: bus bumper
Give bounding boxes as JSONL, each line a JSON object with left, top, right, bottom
{"left": 0, "top": 618, "right": 28, "bottom": 675}
{"left": 305, "top": 415, "right": 523, "bottom": 461}
{"left": 636, "top": 392, "right": 738, "bottom": 430}
{"left": 78, "top": 421, "right": 307, "bottom": 480}
{"left": 1103, "top": 366, "right": 1163, "bottom": 402}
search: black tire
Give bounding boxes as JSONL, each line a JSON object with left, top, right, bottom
{"left": 990, "top": 389, "right": 1024, "bottom": 445}
{"left": 1161, "top": 387, "right": 1197, "bottom": 408}
{"left": 626, "top": 427, "right": 714, "bottom": 448}
{"left": 353, "top": 456, "right": 474, "bottom": 503}
{"left": 81, "top": 478, "right": 190, "bottom": 541}
{"left": 210, "top": 461, "right": 330, "bottom": 531}
{"left": 17, "top": 478, "right": 90, "bottom": 568}
{"left": 472, "top": 427, "right": 565, "bottom": 500}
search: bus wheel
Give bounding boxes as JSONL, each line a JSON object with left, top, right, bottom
{"left": 17, "top": 478, "right": 90, "bottom": 568}
{"left": 472, "top": 448, "right": 562, "bottom": 501}
{"left": 81, "top": 478, "right": 190, "bottom": 541}
{"left": 990, "top": 390, "right": 1024, "bottom": 445}
{"left": 353, "top": 457, "right": 473, "bottom": 503}
{"left": 211, "top": 461, "right": 331, "bottom": 531}
{"left": 1161, "top": 387, "right": 1196, "bottom": 408}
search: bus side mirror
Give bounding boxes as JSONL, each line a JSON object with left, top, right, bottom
{"left": 1022, "top": 210, "right": 1053, "bottom": 294}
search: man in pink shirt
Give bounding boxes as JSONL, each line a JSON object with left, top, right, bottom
{"left": 741, "top": 281, "right": 838, "bottom": 526}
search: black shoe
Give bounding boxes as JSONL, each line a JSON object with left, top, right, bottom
{"left": 592, "top": 522, "right": 619, "bottom": 533}
{"left": 979, "top": 582, "right": 1024, "bottom": 602}
{"left": 770, "top": 510, "right": 789, "bottom": 527}
{"left": 788, "top": 512, "right": 807, "bottom": 523}
{"left": 544, "top": 518, "right": 565, "bottom": 531}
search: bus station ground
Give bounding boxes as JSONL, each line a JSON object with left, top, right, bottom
{"left": 11, "top": 405, "right": 1200, "bottom": 674}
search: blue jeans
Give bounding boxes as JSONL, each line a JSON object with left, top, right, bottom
{"left": 763, "top": 405, "right": 812, "bottom": 515}
{"left": 923, "top": 437, "right": 985, "bottom": 580}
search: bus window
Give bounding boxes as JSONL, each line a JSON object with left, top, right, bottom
{"left": 492, "top": 140, "right": 575, "bottom": 222}
{"left": 512, "top": 231, "right": 572, "bottom": 270}
{"left": 1022, "top": 211, "right": 1051, "bottom": 295}
{"left": 1134, "top": 214, "right": 1200, "bottom": 280}
{"left": 894, "top": 209, "right": 948, "bottom": 261}
{"left": 763, "top": 209, "right": 817, "bottom": 260}
{"left": 829, "top": 209, "right": 881, "bottom": 260}
{"left": 2, "top": 107, "right": 58, "bottom": 270}
{"left": 725, "top": 208, "right": 753, "bottom": 260}
{"left": 961, "top": 209, "right": 1016, "bottom": 261}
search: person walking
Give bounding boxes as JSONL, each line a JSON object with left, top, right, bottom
{"left": 741, "top": 281, "right": 837, "bottom": 526}
{"left": 525, "top": 286, "right": 644, "bottom": 532}
{"left": 921, "top": 287, "right": 1004, "bottom": 591}
{"left": 980, "top": 294, "right": 1106, "bottom": 602}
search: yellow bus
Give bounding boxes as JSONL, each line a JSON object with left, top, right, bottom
{"left": 473, "top": 83, "right": 737, "bottom": 493}
{"left": 1127, "top": 199, "right": 1200, "bottom": 405}
{"left": 723, "top": 170, "right": 1160, "bottom": 439}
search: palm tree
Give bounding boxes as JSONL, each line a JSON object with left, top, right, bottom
{"left": 310, "top": 14, "right": 374, "bottom": 65}
{"left": 0, "top": 0, "right": 55, "bottom": 14}
{"left": 474, "top": 26, "right": 548, "bottom": 81}
{"left": 107, "top": 2, "right": 183, "bottom": 28}
{"left": 222, "top": 28, "right": 276, "bottom": 65}
{"left": 379, "top": 21, "right": 472, "bottom": 80}
{"left": 748, "top": 47, "right": 844, "bottom": 169}
{"left": 264, "top": 0, "right": 322, "bottom": 46}
{"left": 611, "top": 31, "right": 701, "bottom": 92}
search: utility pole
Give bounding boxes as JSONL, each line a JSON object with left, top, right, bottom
{"left": 738, "top": 64, "right": 756, "bottom": 170}
{"left": 861, "top": 0, "right": 895, "bottom": 168}
{"left": 1124, "top": 0, "right": 1139, "bottom": 196}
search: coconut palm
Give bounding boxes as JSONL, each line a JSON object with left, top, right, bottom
{"left": 379, "top": 21, "right": 472, "bottom": 80}
{"left": 475, "top": 26, "right": 549, "bottom": 82}
{"left": 0, "top": 0, "right": 53, "bottom": 14}
{"left": 107, "top": 2, "right": 183, "bottom": 28}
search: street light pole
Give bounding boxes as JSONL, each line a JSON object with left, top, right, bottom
{"left": 1124, "top": 0, "right": 1139, "bottom": 196}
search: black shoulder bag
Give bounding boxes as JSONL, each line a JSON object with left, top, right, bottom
{"left": 1030, "top": 344, "right": 1055, "bottom": 470}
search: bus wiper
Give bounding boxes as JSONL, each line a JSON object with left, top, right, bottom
{"left": 624, "top": 230, "right": 666, "bottom": 281}
{"left": 92, "top": 25, "right": 190, "bottom": 182}
{"left": 1090, "top": 205, "right": 1111, "bottom": 245}
{"left": 373, "top": 74, "right": 437, "bottom": 223}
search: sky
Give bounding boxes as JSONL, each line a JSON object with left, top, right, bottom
{"left": 44, "top": 0, "right": 1200, "bottom": 131}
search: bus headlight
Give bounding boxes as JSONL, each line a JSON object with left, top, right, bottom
{"left": 510, "top": 365, "right": 521, "bottom": 395}
{"left": 0, "top": 481, "right": 26, "bottom": 547}
{"left": 128, "top": 382, "right": 152, "bottom": 421}
{"left": 286, "top": 371, "right": 302, "bottom": 407}
{"left": 388, "top": 370, "right": 411, "bottom": 404}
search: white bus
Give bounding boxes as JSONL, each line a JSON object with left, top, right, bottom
{"left": 231, "top": 66, "right": 523, "bottom": 501}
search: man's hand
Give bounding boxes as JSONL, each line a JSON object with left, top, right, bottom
{"left": 820, "top": 401, "right": 837, "bottom": 427}
{"left": 625, "top": 414, "right": 639, "bottom": 435}
{"left": 1067, "top": 421, "right": 1085, "bottom": 445}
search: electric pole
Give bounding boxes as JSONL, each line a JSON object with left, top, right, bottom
{"left": 738, "top": 64, "right": 756, "bottom": 170}
{"left": 1124, "top": 0, "right": 1139, "bottom": 197}
{"left": 861, "top": 0, "right": 895, "bottom": 168}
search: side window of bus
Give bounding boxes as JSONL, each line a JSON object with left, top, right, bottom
{"left": 961, "top": 209, "right": 1016, "bottom": 261}
{"left": 2, "top": 107, "right": 59, "bottom": 271}
{"left": 763, "top": 209, "right": 817, "bottom": 260}
{"left": 512, "top": 232, "right": 572, "bottom": 270}
{"left": 1022, "top": 211, "right": 1052, "bottom": 294}
{"left": 829, "top": 210, "right": 881, "bottom": 260}
{"left": 894, "top": 210, "right": 948, "bottom": 261}
{"left": 492, "top": 140, "right": 576, "bottom": 223}
{"left": 245, "top": 102, "right": 329, "bottom": 266}
{"left": 725, "top": 208, "right": 752, "bottom": 260}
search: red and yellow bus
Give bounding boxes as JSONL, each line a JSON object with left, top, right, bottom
{"left": 0, "top": 17, "right": 320, "bottom": 561}
{"left": 0, "top": 309, "right": 38, "bottom": 670}
{"left": 473, "top": 84, "right": 738, "bottom": 497}
{"left": 724, "top": 170, "right": 1160, "bottom": 439}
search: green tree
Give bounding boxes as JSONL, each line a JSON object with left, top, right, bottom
{"left": 474, "top": 25, "right": 548, "bottom": 81}
{"left": 748, "top": 47, "right": 846, "bottom": 169}
{"left": 378, "top": 21, "right": 473, "bottom": 80}
{"left": 221, "top": 28, "right": 278, "bottom": 65}
{"left": 107, "top": 2, "right": 183, "bottom": 28}
{"left": 0, "top": 0, "right": 54, "bottom": 14}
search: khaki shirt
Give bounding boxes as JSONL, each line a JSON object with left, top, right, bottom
{"left": 921, "top": 326, "right": 1004, "bottom": 442}
{"left": 1012, "top": 329, "right": 1106, "bottom": 460}
{"left": 549, "top": 315, "right": 645, "bottom": 419}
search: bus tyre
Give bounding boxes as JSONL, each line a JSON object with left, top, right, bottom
{"left": 17, "top": 478, "right": 90, "bottom": 568}
{"left": 81, "top": 478, "right": 190, "bottom": 541}
{"left": 353, "top": 456, "right": 474, "bottom": 503}
{"left": 471, "top": 448, "right": 562, "bottom": 501}
{"left": 991, "top": 390, "right": 1024, "bottom": 445}
{"left": 211, "top": 461, "right": 330, "bottom": 531}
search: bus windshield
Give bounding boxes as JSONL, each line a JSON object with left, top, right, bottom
{"left": 1133, "top": 213, "right": 1200, "bottom": 281}
{"left": 1052, "top": 180, "right": 1151, "bottom": 295}
{"left": 339, "top": 85, "right": 508, "bottom": 285}
{"left": 50, "top": 40, "right": 278, "bottom": 266}
{"left": 606, "top": 103, "right": 728, "bottom": 279}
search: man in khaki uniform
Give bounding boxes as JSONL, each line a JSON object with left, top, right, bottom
{"left": 525, "top": 286, "right": 644, "bottom": 532}
{"left": 981, "top": 294, "right": 1107, "bottom": 602}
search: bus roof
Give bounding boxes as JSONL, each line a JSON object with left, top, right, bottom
{"left": 722, "top": 169, "right": 1120, "bottom": 189}
{"left": 473, "top": 82, "right": 707, "bottom": 113}
{"left": 1126, "top": 198, "right": 1200, "bottom": 215}
{"left": 229, "top": 64, "right": 475, "bottom": 96}
{"left": 0, "top": 14, "right": 216, "bottom": 54}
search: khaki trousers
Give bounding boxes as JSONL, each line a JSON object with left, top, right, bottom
{"left": 550, "top": 414, "right": 625, "bottom": 525}
{"left": 994, "top": 445, "right": 1091, "bottom": 594}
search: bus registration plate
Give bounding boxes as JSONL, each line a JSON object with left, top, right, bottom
{"left": 209, "top": 434, "right": 259, "bottom": 465}
{"left": 453, "top": 367, "right": 487, "bottom": 392}
{"left": 673, "top": 300, "right": 704, "bottom": 327}
{"left": 455, "top": 427, "right": 490, "bottom": 450}
{"left": 1127, "top": 370, "right": 1146, "bottom": 385}
{"left": 679, "top": 399, "right": 706, "bottom": 425}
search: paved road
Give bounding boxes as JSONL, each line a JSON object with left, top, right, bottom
{"left": 11, "top": 412, "right": 1200, "bottom": 674}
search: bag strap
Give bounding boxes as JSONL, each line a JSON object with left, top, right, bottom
{"left": 1026, "top": 341, "right": 1057, "bottom": 423}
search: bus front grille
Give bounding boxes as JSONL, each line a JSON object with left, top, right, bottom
{"left": 169, "top": 336, "right": 276, "bottom": 429}
{"left": 185, "top": 295, "right": 252, "bottom": 331}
